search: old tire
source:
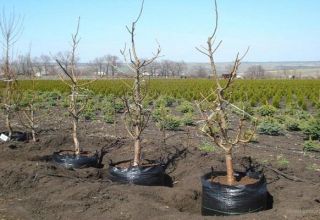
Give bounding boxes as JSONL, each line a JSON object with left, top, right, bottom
{"left": 52, "top": 150, "right": 99, "bottom": 169}
{"left": 201, "top": 171, "right": 268, "bottom": 216}
{"left": 108, "top": 161, "right": 165, "bottom": 186}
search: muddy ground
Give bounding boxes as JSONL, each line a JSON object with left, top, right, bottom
{"left": 0, "top": 110, "right": 319, "bottom": 220}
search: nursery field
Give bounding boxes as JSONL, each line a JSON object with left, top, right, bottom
{"left": 1, "top": 0, "right": 320, "bottom": 218}
{"left": 0, "top": 90, "right": 319, "bottom": 220}
{"left": 2, "top": 79, "right": 320, "bottom": 108}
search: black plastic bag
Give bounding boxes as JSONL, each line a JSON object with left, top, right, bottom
{"left": 108, "top": 161, "right": 165, "bottom": 186}
{"left": 201, "top": 171, "right": 268, "bottom": 216}
{"left": 1, "top": 131, "right": 28, "bottom": 142}
{"left": 52, "top": 150, "right": 99, "bottom": 169}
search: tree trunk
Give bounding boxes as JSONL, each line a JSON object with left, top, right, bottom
{"left": 162, "top": 128, "right": 166, "bottom": 145}
{"left": 31, "top": 129, "right": 36, "bottom": 142}
{"left": 225, "top": 152, "right": 235, "bottom": 185}
{"left": 132, "top": 72, "right": 142, "bottom": 166}
{"left": 106, "top": 65, "right": 109, "bottom": 77}
{"left": 133, "top": 125, "right": 141, "bottom": 166}
{"left": 73, "top": 117, "right": 80, "bottom": 154}
{"left": 31, "top": 109, "right": 36, "bottom": 142}
{"left": 6, "top": 111, "right": 12, "bottom": 139}
{"left": 71, "top": 90, "right": 80, "bottom": 155}
{"left": 112, "top": 67, "right": 115, "bottom": 78}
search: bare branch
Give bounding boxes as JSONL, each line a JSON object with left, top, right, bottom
{"left": 133, "top": 0, "right": 145, "bottom": 25}
{"left": 209, "top": 0, "right": 219, "bottom": 40}
{"left": 56, "top": 59, "right": 76, "bottom": 84}
{"left": 195, "top": 46, "right": 210, "bottom": 57}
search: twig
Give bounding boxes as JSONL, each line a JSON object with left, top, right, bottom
{"left": 263, "top": 165, "right": 307, "bottom": 183}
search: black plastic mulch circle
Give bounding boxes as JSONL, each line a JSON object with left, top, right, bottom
{"left": 108, "top": 160, "right": 165, "bottom": 186}
{"left": 52, "top": 150, "right": 99, "bottom": 169}
{"left": 1, "top": 131, "right": 28, "bottom": 142}
{"left": 201, "top": 171, "right": 268, "bottom": 216}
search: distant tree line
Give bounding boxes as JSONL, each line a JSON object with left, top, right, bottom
{"left": 6, "top": 54, "right": 314, "bottom": 79}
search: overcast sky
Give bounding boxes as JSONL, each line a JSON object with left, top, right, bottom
{"left": 1, "top": 0, "right": 319, "bottom": 62}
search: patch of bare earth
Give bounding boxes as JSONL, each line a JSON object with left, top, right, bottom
{"left": 0, "top": 109, "right": 319, "bottom": 220}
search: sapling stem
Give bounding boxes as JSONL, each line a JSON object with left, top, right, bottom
{"left": 196, "top": 0, "right": 255, "bottom": 185}
{"left": 120, "top": 0, "right": 161, "bottom": 166}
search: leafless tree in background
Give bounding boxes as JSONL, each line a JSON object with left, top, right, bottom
{"left": 0, "top": 8, "right": 23, "bottom": 139}
{"left": 174, "top": 60, "right": 186, "bottom": 76}
{"left": 120, "top": 0, "right": 161, "bottom": 166}
{"left": 144, "top": 61, "right": 160, "bottom": 77}
{"left": 107, "top": 55, "right": 119, "bottom": 77}
{"left": 191, "top": 64, "right": 209, "bottom": 78}
{"left": 13, "top": 53, "right": 42, "bottom": 77}
{"left": 92, "top": 56, "right": 107, "bottom": 76}
{"left": 159, "top": 60, "right": 169, "bottom": 78}
{"left": 158, "top": 60, "right": 186, "bottom": 78}
{"left": 92, "top": 54, "right": 119, "bottom": 77}
{"left": 13, "top": 54, "right": 28, "bottom": 75}
{"left": 39, "top": 54, "right": 52, "bottom": 75}
{"left": 30, "top": 54, "right": 52, "bottom": 77}
{"left": 196, "top": 0, "right": 256, "bottom": 185}
{"left": 245, "top": 65, "right": 265, "bottom": 79}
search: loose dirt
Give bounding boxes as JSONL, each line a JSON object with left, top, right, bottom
{"left": 0, "top": 110, "right": 319, "bottom": 220}
{"left": 211, "top": 175, "right": 258, "bottom": 186}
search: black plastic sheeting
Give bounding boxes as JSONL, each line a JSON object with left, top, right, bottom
{"left": 201, "top": 171, "right": 268, "bottom": 216}
{"left": 1, "top": 131, "right": 28, "bottom": 142}
{"left": 52, "top": 150, "right": 99, "bottom": 169}
{"left": 108, "top": 161, "right": 165, "bottom": 186}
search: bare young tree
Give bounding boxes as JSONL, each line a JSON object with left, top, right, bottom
{"left": 91, "top": 55, "right": 119, "bottom": 77}
{"left": 120, "top": 0, "right": 161, "bottom": 166}
{"left": 13, "top": 54, "right": 27, "bottom": 75}
{"left": 55, "top": 17, "right": 93, "bottom": 155}
{"left": 0, "top": 8, "right": 23, "bottom": 139}
{"left": 107, "top": 55, "right": 119, "bottom": 77}
{"left": 173, "top": 60, "right": 186, "bottom": 76}
{"left": 158, "top": 60, "right": 186, "bottom": 78}
{"left": 196, "top": 0, "right": 256, "bottom": 185}
{"left": 191, "top": 64, "right": 209, "bottom": 78}
{"left": 159, "top": 60, "right": 170, "bottom": 78}
{"left": 144, "top": 60, "right": 160, "bottom": 77}
{"left": 39, "top": 54, "right": 52, "bottom": 75}
{"left": 92, "top": 56, "right": 107, "bottom": 76}
{"left": 17, "top": 51, "right": 38, "bottom": 142}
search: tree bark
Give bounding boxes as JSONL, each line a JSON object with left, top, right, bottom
{"left": 133, "top": 125, "right": 141, "bottom": 166}
{"left": 71, "top": 89, "right": 80, "bottom": 155}
{"left": 225, "top": 152, "right": 235, "bottom": 185}
{"left": 132, "top": 72, "right": 142, "bottom": 166}
{"left": 31, "top": 109, "right": 36, "bottom": 142}
{"left": 162, "top": 128, "right": 166, "bottom": 145}
{"left": 6, "top": 111, "right": 12, "bottom": 139}
{"left": 73, "top": 117, "right": 80, "bottom": 154}
{"left": 31, "top": 129, "right": 36, "bottom": 142}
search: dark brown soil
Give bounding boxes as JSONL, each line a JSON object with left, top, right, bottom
{"left": 212, "top": 175, "right": 258, "bottom": 185}
{"left": 112, "top": 160, "right": 160, "bottom": 169}
{"left": 56, "top": 150, "right": 97, "bottom": 156}
{"left": 0, "top": 109, "right": 320, "bottom": 220}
